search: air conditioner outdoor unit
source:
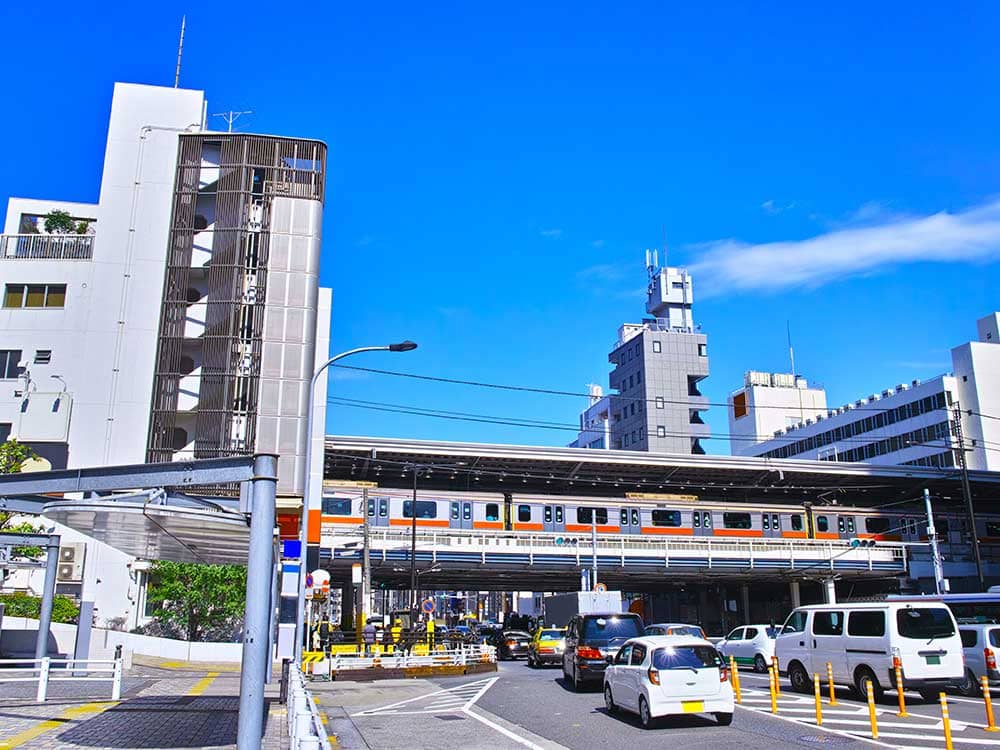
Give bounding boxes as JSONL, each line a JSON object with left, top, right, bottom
{"left": 56, "top": 543, "right": 85, "bottom": 582}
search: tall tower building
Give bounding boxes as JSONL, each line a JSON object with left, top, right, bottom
{"left": 572, "top": 252, "right": 710, "bottom": 454}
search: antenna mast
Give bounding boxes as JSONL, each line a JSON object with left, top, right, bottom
{"left": 211, "top": 110, "right": 254, "bottom": 133}
{"left": 174, "top": 16, "right": 186, "bottom": 88}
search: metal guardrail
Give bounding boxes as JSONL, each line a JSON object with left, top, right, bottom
{"left": 287, "top": 665, "right": 332, "bottom": 750}
{"left": 319, "top": 644, "right": 496, "bottom": 673}
{"left": 0, "top": 656, "right": 122, "bottom": 702}
{"left": 0, "top": 233, "right": 94, "bottom": 260}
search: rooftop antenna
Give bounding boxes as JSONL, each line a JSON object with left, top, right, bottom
{"left": 788, "top": 320, "right": 804, "bottom": 422}
{"left": 661, "top": 223, "right": 668, "bottom": 267}
{"left": 211, "top": 110, "right": 254, "bottom": 132}
{"left": 174, "top": 15, "right": 186, "bottom": 88}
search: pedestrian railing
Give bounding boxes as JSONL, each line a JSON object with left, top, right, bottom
{"left": 303, "top": 643, "right": 496, "bottom": 678}
{"left": 287, "top": 666, "right": 332, "bottom": 750}
{"left": 0, "top": 656, "right": 122, "bottom": 702}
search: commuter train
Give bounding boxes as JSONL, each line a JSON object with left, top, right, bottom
{"left": 320, "top": 485, "right": 1000, "bottom": 547}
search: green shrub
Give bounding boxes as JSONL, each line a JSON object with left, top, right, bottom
{"left": 0, "top": 592, "right": 80, "bottom": 624}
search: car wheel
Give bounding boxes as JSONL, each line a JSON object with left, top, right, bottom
{"left": 854, "top": 668, "right": 885, "bottom": 704}
{"left": 572, "top": 665, "right": 582, "bottom": 692}
{"left": 788, "top": 661, "right": 810, "bottom": 694}
{"left": 754, "top": 654, "right": 768, "bottom": 673}
{"left": 919, "top": 688, "right": 941, "bottom": 703}
{"left": 604, "top": 685, "right": 617, "bottom": 714}
{"left": 638, "top": 696, "right": 653, "bottom": 729}
{"left": 957, "top": 669, "right": 979, "bottom": 697}
{"left": 528, "top": 655, "right": 537, "bottom": 668}
{"left": 715, "top": 712, "right": 733, "bottom": 726}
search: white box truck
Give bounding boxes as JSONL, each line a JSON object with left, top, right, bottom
{"left": 542, "top": 591, "right": 625, "bottom": 627}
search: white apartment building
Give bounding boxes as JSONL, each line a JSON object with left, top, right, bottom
{"left": 727, "top": 371, "right": 828, "bottom": 456}
{"left": 740, "top": 314, "right": 999, "bottom": 472}
{"left": 0, "top": 82, "right": 331, "bottom": 629}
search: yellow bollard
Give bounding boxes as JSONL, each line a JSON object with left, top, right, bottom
{"left": 772, "top": 656, "right": 781, "bottom": 696}
{"left": 826, "top": 661, "right": 837, "bottom": 705}
{"left": 866, "top": 681, "right": 879, "bottom": 739}
{"left": 982, "top": 676, "right": 999, "bottom": 732}
{"left": 769, "top": 663, "right": 778, "bottom": 714}
{"left": 813, "top": 673, "right": 823, "bottom": 726}
{"left": 730, "top": 655, "right": 742, "bottom": 704}
{"left": 940, "top": 692, "right": 954, "bottom": 750}
{"left": 894, "top": 662, "right": 909, "bottom": 717}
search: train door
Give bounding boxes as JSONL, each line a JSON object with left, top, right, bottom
{"left": 543, "top": 504, "right": 565, "bottom": 533}
{"left": 836, "top": 514, "right": 856, "bottom": 540}
{"left": 619, "top": 506, "right": 642, "bottom": 535}
{"left": 372, "top": 496, "right": 390, "bottom": 527}
{"left": 693, "top": 509, "right": 713, "bottom": 537}
{"left": 450, "top": 501, "right": 474, "bottom": 530}
{"left": 761, "top": 510, "right": 782, "bottom": 538}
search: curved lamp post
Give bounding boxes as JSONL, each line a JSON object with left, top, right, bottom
{"left": 294, "top": 340, "right": 417, "bottom": 663}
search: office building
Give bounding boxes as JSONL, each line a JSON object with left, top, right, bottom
{"left": 0, "top": 82, "right": 331, "bottom": 627}
{"left": 728, "top": 371, "right": 827, "bottom": 456}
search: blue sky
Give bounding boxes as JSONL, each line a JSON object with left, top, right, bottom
{"left": 2, "top": 2, "right": 997, "bottom": 454}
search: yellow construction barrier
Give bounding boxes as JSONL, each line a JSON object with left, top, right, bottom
{"left": 826, "top": 661, "right": 837, "bottom": 705}
{"left": 940, "top": 692, "right": 954, "bottom": 750}
{"left": 771, "top": 656, "right": 781, "bottom": 696}
{"left": 894, "top": 662, "right": 909, "bottom": 717}
{"left": 866, "top": 681, "right": 879, "bottom": 740}
{"left": 769, "top": 664, "right": 778, "bottom": 714}
{"left": 982, "top": 676, "right": 999, "bottom": 732}
{"left": 729, "top": 656, "right": 741, "bottom": 704}
{"left": 813, "top": 673, "right": 823, "bottom": 726}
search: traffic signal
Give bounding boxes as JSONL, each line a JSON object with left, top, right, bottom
{"left": 850, "top": 538, "right": 877, "bottom": 548}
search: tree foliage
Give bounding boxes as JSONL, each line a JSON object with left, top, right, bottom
{"left": 0, "top": 592, "right": 79, "bottom": 623}
{"left": 43, "top": 210, "right": 77, "bottom": 234}
{"left": 0, "top": 441, "right": 42, "bottom": 555}
{"left": 146, "top": 561, "right": 246, "bottom": 642}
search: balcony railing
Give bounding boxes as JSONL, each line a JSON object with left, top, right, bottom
{"left": 0, "top": 234, "right": 94, "bottom": 260}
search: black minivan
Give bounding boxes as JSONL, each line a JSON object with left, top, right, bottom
{"left": 562, "top": 612, "right": 644, "bottom": 691}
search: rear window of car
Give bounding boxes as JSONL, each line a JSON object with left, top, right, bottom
{"left": 896, "top": 608, "right": 955, "bottom": 639}
{"left": 960, "top": 630, "right": 978, "bottom": 648}
{"left": 582, "top": 616, "right": 643, "bottom": 643}
{"left": 990, "top": 629, "right": 1000, "bottom": 648}
{"left": 539, "top": 630, "right": 563, "bottom": 639}
{"left": 668, "top": 626, "right": 704, "bottom": 637}
{"left": 652, "top": 645, "right": 722, "bottom": 670}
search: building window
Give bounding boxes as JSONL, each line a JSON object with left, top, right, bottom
{"left": 34, "top": 350, "right": 52, "bottom": 365}
{"left": 656, "top": 426, "right": 666, "bottom": 437}
{"left": 0, "top": 350, "right": 23, "bottom": 379}
{"left": 0, "top": 422, "right": 10, "bottom": 442}
{"left": 3, "top": 284, "right": 67, "bottom": 309}
{"left": 698, "top": 343, "right": 707, "bottom": 356}
{"left": 635, "top": 371, "right": 641, "bottom": 383}
{"left": 655, "top": 396, "right": 664, "bottom": 409}
{"left": 652, "top": 341, "right": 661, "bottom": 353}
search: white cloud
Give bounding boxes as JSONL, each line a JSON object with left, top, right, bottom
{"left": 761, "top": 199, "right": 796, "bottom": 216}
{"left": 540, "top": 228, "right": 563, "bottom": 239}
{"left": 691, "top": 198, "right": 1000, "bottom": 296}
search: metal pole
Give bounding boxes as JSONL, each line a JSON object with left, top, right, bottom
{"left": 34, "top": 538, "right": 60, "bottom": 663}
{"left": 925, "top": 489, "right": 946, "bottom": 595}
{"left": 362, "top": 487, "right": 371, "bottom": 625}
{"left": 951, "top": 404, "right": 985, "bottom": 590}
{"left": 410, "top": 467, "right": 418, "bottom": 617}
{"left": 591, "top": 522, "right": 598, "bottom": 590}
{"left": 237, "top": 454, "right": 278, "bottom": 750}
{"left": 294, "top": 344, "right": 413, "bottom": 665}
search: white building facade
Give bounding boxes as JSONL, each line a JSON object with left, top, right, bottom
{"left": 728, "top": 371, "right": 828, "bottom": 456}
{"left": 0, "top": 82, "right": 332, "bottom": 629}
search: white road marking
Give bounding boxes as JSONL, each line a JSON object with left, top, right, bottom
{"left": 352, "top": 677, "right": 496, "bottom": 716}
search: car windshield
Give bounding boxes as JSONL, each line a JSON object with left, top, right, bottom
{"left": 896, "top": 608, "right": 955, "bottom": 639}
{"left": 581, "top": 616, "right": 643, "bottom": 645}
{"left": 652, "top": 645, "right": 722, "bottom": 670}
{"left": 539, "top": 630, "right": 564, "bottom": 639}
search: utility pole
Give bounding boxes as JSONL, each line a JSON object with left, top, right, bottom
{"left": 362, "top": 486, "right": 370, "bottom": 626}
{"left": 924, "top": 489, "right": 948, "bottom": 595}
{"left": 591, "top": 520, "right": 598, "bottom": 590}
{"left": 409, "top": 465, "right": 419, "bottom": 620}
{"left": 951, "top": 404, "right": 986, "bottom": 591}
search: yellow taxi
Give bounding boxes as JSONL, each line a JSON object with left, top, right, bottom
{"left": 527, "top": 627, "right": 566, "bottom": 668}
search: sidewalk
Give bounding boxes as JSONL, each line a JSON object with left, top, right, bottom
{"left": 0, "top": 659, "right": 290, "bottom": 749}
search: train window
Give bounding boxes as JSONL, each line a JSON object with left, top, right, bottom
{"left": 577, "top": 508, "right": 608, "bottom": 525}
{"left": 597, "top": 508, "right": 608, "bottom": 524}
{"left": 723, "top": 513, "right": 752, "bottom": 530}
{"left": 762, "top": 515, "right": 770, "bottom": 530}
{"left": 816, "top": 516, "right": 829, "bottom": 532}
{"left": 791, "top": 515, "right": 803, "bottom": 531}
{"left": 378, "top": 499, "right": 388, "bottom": 517}
{"left": 621, "top": 509, "right": 629, "bottom": 526}
{"left": 865, "top": 518, "right": 890, "bottom": 534}
{"left": 451, "top": 503, "right": 459, "bottom": 520}
{"left": 703, "top": 512, "right": 712, "bottom": 528}
{"left": 651, "top": 510, "right": 681, "bottom": 527}
{"left": 555, "top": 507, "right": 563, "bottom": 523}
{"left": 485, "top": 503, "right": 500, "bottom": 522}
{"left": 518, "top": 505, "right": 532, "bottom": 523}
{"left": 772, "top": 514, "right": 780, "bottom": 530}
{"left": 544, "top": 506, "right": 552, "bottom": 523}
{"left": 321, "top": 497, "right": 352, "bottom": 516}
{"left": 693, "top": 513, "right": 701, "bottom": 528}
{"left": 463, "top": 504, "right": 471, "bottom": 520}
{"left": 402, "top": 500, "right": 437, "bottom": 519}
{"left": 367, "top": 499, "right": 375, "bottom": 517}
{"left": 631, "top": 509, "right": 639, "bottom": 525}
{"left": 847, "top": 518, "right": 855, "bottom": 534}
{"left": 838, "top": 517, "right": 845, "bottom": 533}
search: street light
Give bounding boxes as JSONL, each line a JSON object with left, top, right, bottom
{"left": 294, "top": 340, "right": 417, "bottom": 664}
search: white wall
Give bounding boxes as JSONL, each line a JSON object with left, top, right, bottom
{"left": 952, "top": 339, "right": 1000, "bottom": 471}
{"left": 3, "top": 198, "right": 98, "bottom": 234}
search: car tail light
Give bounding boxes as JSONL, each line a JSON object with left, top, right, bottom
{"left": 577, "top": 646, "right": 602, "bottom": 660}
{"left": 986, "top": 647, "right": 997, "bottom": 671}
{"left": 647, "top": 668, "right": 660, "bottom": 685}
{"left": 506, "top": 640, "right": 517, "bottom": 647}
{"left": 720, "top": 664, "right": 729, "bottom": 683}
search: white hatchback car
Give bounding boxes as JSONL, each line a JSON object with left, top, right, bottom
{"left": 716, "top": 624, "right": 779, "bottom": 673}
{"left": 603, "top": 635, "right": 735, "bottom": 729}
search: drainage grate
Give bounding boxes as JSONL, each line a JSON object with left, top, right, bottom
{"left": 798, "top": 735, "right": 855, "bottom": 745}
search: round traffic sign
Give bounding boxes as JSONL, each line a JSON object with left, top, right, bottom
{"left": 593, "top": 582, "right": 607, "bottom": 593}
{"left": 421, "top": 598, "right": 435, "bottom": 614}
{"left": 304, "top": 573, "right": 314, "bottom": 588}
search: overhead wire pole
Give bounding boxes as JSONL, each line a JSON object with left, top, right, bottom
{"left": 924, "top": 488, "right": 947, "bottom": 595}
{"left": 952, "top": 403, "right": 986, "bottom": 591}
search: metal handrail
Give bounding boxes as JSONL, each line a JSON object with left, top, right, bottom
{"left": 0, "top": 233, "right": 94, "bottom": 260}
{"left": 0, "top": 656, "right": 122, "bottom": 702}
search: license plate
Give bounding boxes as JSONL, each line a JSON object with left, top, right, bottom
{"left": 926, "top": 655, "right": 941, "bottom": 665}
{"left": 681, "top": 700, "right": 704, "bottom": 713}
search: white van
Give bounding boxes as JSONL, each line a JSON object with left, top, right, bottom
{"left": 775, "top": 601, "right": 964, "bottom": 702}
